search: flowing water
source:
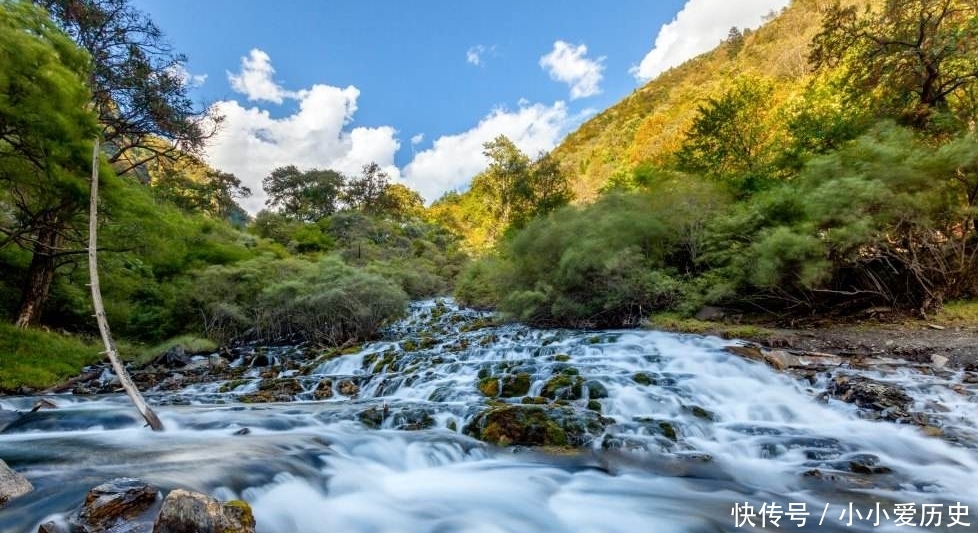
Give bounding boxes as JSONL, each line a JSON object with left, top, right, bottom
{"left": 1, "top": 300, "right": 977, "bottom": 532}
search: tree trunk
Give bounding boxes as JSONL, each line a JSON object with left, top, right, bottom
{"left": 14, "top": 225, "right": 62, "bottom": 328}
{"left": 88, "top": 138, "right": 164, "bottom": 431}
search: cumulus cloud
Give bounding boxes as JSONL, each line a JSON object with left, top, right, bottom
{"left": 539, "top": 41, "right": 605, "bottom": 100}
{"left": 631, "top": 0, "right": 790, "bottom": 81}
{"left": 403, "top": 101, "right": 572, "bottom": 202}
{"left": 466, "top": 44, "right": 496, "bottom": 66}
{"left": 227, "top": 49, "right": 299, "bottom": 103}
{"left": 411, "top": 133, "right": 425, "bottom": 145}
{"left": 167, "top": 63, "right": 208, "bottom": 88}
{"left": 207, "top": 49, "right": 400, "bottom": 213}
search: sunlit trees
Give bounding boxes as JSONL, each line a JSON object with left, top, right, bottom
{"left": 262, "top": 165, "right": 345, "bottom": 222}
{"left": 810, "top": 0, "right": 978, "bottom": 128}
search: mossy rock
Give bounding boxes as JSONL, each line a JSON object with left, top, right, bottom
{"left": 542, "top": 374, "right": 585, "bottom": 400}
{"left": 586, "top": 380, "right": 608, "bottom": 399}
{"left": 521, "top": 396, "right": 549, "bottom": 405}
{"left": 464, "top": 405, "right": 612, "bottom": 447}
{"left": 684, "top": 405, "right": 715, "bottom": 420}
{"left": 219, "top": 379, "right": 249, "bottom": 393}
{"left": 501, "top": 373, "right": 532, "bottom": 397}
{"left": 363, "top": 350, "right": 398, "bottom": 373}
{"left": 658, "top": 421, "right": 678, "bottom": 441}
{"left": 357, "top": 407, "right": 385, "bottom": 428}
{"left": 633, "top": 372, "right": 655, "bottom": 386}
{"left": 465, "top": 406, "right": 568, "bottom": 447}
{"left": 553, "top": 354, "right": 571, "bottom": 362}
{"left": 587, "top": 400, "right": 602, "bottom": 412}
{"left": 314, "top": 379, "right": 333, "bottom": 400}
{"left": 478, "top": 377, "right": 500, "bottom": 397}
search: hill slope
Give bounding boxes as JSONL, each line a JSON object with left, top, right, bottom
{"left": 552, "top": 0, "right": 866, "bottom": 201}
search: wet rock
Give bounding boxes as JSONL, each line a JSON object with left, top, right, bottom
{"left": 520, "top": 396, "right": 549, "bottom": 405}
{"left": 464, "top": 405, "right": 611, "bottom": 447}
{"left": 501, "top": 373, "right": 532, "bottom": 397}
{"left": 586, "top": 381, "right": 609, "bottom": 399}
{"left": 541, "top": 374, "right": 585, "bottom": 400}
{"left": 823, "top": 375, "right": 912, "bottom": 421}
{"left": 152, "top": 489, "right": 255, "bottom": 533}
{"left": 844, "top": 454, "right": 893, "bottom": 475}
{"left": 313, "top": 379, "right": 333, "bottom": 400}
{"left": 357, "top": 407, "right": 385, "bottom": 428}
{"left": 0, "top": 459, "right": 33, "bottom": 507}
{"left": 477, "top": 377, "right": 499, "bottom": 397}
{"left": 726, "top": 345, "right": 801, "bottom": 371}
{"left": 338, "top": 380, "right": 359, "bottom": 397}
{"left": 233, "top": 428, "right": 251, "bottom": 436}
{"left": 586, "top": 400, "right": 602, "bottom": 413}
{"left": 80, "top": 478, "right": 160, "bottom": 529}
{"left": 239, "top": 378, "right": 302, "bottom": 403}
{"left": 632, "top": 372, "right": 654, "bottom": 386}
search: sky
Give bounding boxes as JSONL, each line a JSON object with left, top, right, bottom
{"left": 134, "top": 0, "right": 791, "bottom": 212}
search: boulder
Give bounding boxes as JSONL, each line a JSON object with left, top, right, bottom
{"left": 152, "top": 489, "right": 254, "bottom": 533}
{"left": 80, "top": 478, "right": 159, "bottom": 530}
{"left": 824, "top": 375, "right": 912, "bottom": 421}
{"left": 0, "top": 459, "right": 33, "bottom": 507}
{"left": 464, "top": 405, "right": 612, "bottom": 447}
{"left": 338, "top": 380, "right": 359, "bottom": 397}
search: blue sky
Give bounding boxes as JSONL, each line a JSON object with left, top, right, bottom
{"left": 134, "top": 0, "right": 789, "bottom": 211}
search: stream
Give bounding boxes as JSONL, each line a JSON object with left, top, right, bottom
{"left": 1, "top": 300, "right": 977, "bottom": 532}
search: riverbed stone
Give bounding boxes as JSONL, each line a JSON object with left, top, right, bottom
{"left": 824, "top": 375, "right": 912, "bottom": 420}
{"left": 80, "top": 478, "right": 160, "bottom": 528}
{"left": 152, "top": 489, "right": 255, "bottom": 533}
{"left": 464, "top": 405, "right": 612, "bottom": 447}
{"left": 0, "top": 459, "right": 33, "bottom": 507}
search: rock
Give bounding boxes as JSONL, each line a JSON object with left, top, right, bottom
{"left": 239, "top": 378, "right": 302, "bottom": 403}
{"left": 824, "top": 375, "right": 912, "bottom": 420}
{"left": 153, "top": 346, "right": 190, "bottom": 368}
{"left": 931, "top": 354, "right": 949, "bottom": 368}
{"left": 500, "top": 373, "right": 532, "bottom": 397}
{"left": 80, "top": 478, "right": 159, "bottom": 529}
{"left": 586, "top": 381, "right": 609, "bottom": 399}
{"left": 152, "top": 489, "right": 255, "bottom": 533}
{"left": 0, "top": 459, "right": 33, "bottom": 507}
{"left": 314, "top": 379, "right": 333, "bottom": 400}
{"left": 632, "top": 373, "right": 655, "bottom": 386}
{"left": 541, "top": 374, "right": 585, "bottom": 400}
{"left": 338, "top": 380, "right": 359, "bottom": 397}
{"left": 464, "top": 405, "right": 612, "bottom": 447}
{"left": 726, "top": 345, "right": 800, "bottom": 370}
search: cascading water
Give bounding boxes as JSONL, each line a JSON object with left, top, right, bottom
{"left": 1, "top": 299, "right": 976, "bottom": 532}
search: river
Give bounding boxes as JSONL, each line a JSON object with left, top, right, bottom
{"left": 1, "top": 300, "right": 976, "bottom": 532}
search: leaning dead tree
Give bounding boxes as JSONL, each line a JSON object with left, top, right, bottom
{"left": 88, "top": 139, "right": 164, "bottom": 431}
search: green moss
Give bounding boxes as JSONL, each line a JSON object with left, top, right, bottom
{"left": 587, "top": 400, "right": 602, "bottom": 412}
{"left": 478, "top": 377, "right": 500, "bottom": 397}
{"left": 500, "top": 373, "right": 532, "bottom": 397}
{"left": 542, "top": 374, "right": 584, "bottom": 400}
{"left": 0, "top": 325, "right": 103, "bottom": 392}
{"left": 521, "top": 396, "right": 549, "bottom": 405}
{"left": 659, "top": 421, "right": 678, "bottom": 441}
{"left": 447, "top": 420, "right": 458, "bottom": 432}
{"left": 553, "top": 354, "right": 571, "bottom": 362}
{"left": 633, "top": 372, "right": 654, "bottom": 386}
{"left": 219, "top": 379, "right": 249, "bottom": 393}
{"left": 473, "top": 406, "right": 569, "bottom": 447}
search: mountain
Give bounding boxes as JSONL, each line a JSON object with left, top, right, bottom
{"left": 551, "top": 0, "right": 868, "bottom": 201}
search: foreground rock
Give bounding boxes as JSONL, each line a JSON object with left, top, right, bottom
{"left": 153, "top": 489, "right": 254, "bottom": 533}
{"left": 823, "top": 375, "right": 913, "bottom": 421}
{"left": 0, "top": 458, "right": 33, "bottom": 507}
{"left": 35, "top": 480, "right": 254, "bottom": 533}
{"left": 38, "top": 477, "right": 159, "bottom": 533}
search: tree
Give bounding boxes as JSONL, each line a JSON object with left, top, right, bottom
{"left": 810, "top": 0, "right": 978, "bottom": 128}
{"left": 727, "top": 26, "right": 745, "bottom": 58}
{"left": 34, "top": 0, "right": 216, "bottom": 172}
{"left": 676, "top": 76, "right": 781, "bottom": 194}
{"left": 152, "top": 163, "right": 251, "bottom": 221}
{"left": 343, "top": 162, "right": 390, "bottom": 212}
{"left": 0, "top": 1, "right": 98, "bottom": 326}
{"left": 263, "top": 165, "right": 345, "bottom": 222}
{"left": 376, "top": 183, "right": 425, "bottom": 219}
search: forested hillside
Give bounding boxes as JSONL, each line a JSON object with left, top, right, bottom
{"left": 0, "top": 0, "right": 464, "bottom": 391}
{"left": 456, "top": 0, "right": 978, "bottom": 327}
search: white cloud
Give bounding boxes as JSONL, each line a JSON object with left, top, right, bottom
{"left": 207, "top": 49, "right": 400, "bottom": 213}
{"left": 403, "top": 101, "right": 572, "bottom": 202}
{"left": 167, "top": 63, "right": 208, "bottom": 88}
{"left": 227, "top": 49, "right": 298, "bottom": 103}
{"left": 410, "top": 133, "right": 425, "bottom": 145}
{"left": 466, "top": 44, "right": 496, "bottom": 66}
{"left": 539, "top": 41, "right": 605, "bottom": 100}
{"left": 630, "top": 0, "right": 790, "bottom": 81}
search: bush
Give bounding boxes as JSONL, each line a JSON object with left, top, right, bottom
{"left": 189, "top": 255, "right": 408, "bottom": 345}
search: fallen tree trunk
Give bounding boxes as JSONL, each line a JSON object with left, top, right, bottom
{"left": 88, "top": 138, "right": 164, "bottom": 431}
